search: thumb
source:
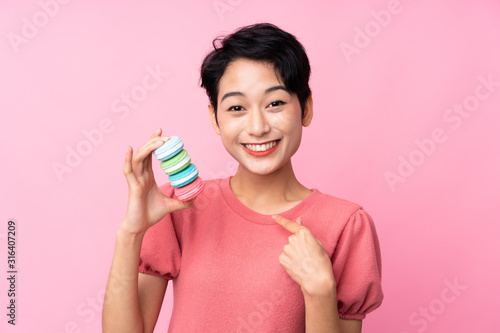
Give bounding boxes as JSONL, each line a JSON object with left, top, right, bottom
{"left": 167, "top": 196, "right": 196, "bottom": 213}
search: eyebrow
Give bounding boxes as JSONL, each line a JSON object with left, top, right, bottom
{"left": 220, "top": 85, "right": 289, "bottom": 103}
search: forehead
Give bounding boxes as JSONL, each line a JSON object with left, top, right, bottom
{"left": 218, "top": 58, "right": 283, "bottom": 98}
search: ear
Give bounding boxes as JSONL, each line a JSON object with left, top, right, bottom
{"left": 208, "top": 104, "right": 221, "bottom": 135}
{"left": 302, "top": 94, "right": 313, "bottom": 127}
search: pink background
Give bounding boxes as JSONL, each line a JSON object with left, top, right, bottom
{"left": 1, "top": 0, "right": 499, "bottom": 332}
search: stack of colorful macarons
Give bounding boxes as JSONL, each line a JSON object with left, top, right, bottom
{"left": 153, "top": 136, "right": 205, "bottom": 201}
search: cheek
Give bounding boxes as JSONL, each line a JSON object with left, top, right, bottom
{"left": 268, "top": 111, "right": 302, "bottom": 132}
{"left": 218, "top": 118, "right": 242, "bottom": 142}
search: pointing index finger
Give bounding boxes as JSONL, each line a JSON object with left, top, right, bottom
{"left": 272, "top": 215, "right": 302, "bottom": 233}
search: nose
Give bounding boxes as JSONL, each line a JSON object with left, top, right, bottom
{"left": 246, "top": 108, "right": 271, "bottom": 137}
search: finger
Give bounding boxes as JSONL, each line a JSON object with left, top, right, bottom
{"left": 144, "top": 136, "right": 171, "bottom": 173}
{"left": 123, "top": 146, "right": 139, "bottom": 188}
{"left": 140, "top": 127, "right": 162, "bottom": 157}
{"left": 133, "top": 139, "right": 165, "bottom": 175}
{"left": 138, "top": 135, "right": 170, "bottom": 154}
{"left": 142, "top": 135, "right": 171, "bottom": 172}
{"left": 146, "top": 138, "right": 159, "bottom": 172}
{"left": 278, "top": 250, "right": 293, "bottom": 266}
{"left": 273, "top": 215, "right": 301, "bottom": 234}
{"left": 150, "top": 128, "right": 162, "bottom": 139}
{"left": 316, "top": 238, "right": 325, "bottom": 248}
{"left": 147, "top": 148, "right": 153, "bottom": 172}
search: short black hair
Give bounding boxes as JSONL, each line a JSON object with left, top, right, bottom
{"left": 200, "top": 23, "right": 311, "bottom": 126}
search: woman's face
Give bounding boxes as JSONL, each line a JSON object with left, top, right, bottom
{"left": 209, "top": 58, "right": 312, "bottom": 176}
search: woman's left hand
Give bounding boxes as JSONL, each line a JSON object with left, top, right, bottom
{"left": 273, "top": 215, "right": 336, "bottom": 296}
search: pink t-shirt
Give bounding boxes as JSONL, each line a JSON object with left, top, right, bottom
{"left": 139, "top": 176, "right": 383, "bottom": 332}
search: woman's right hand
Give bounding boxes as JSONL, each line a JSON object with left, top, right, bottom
{"left": 120, "top": 128, "right": 195, "bottom": 235}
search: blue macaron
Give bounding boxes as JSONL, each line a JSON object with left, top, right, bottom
{"left": 168, "top": 163, "right": 199, "bottom": 188}
{"left": 153, "top": 136, "right": 184, "bottom": 161}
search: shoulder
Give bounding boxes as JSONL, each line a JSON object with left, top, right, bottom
{"left": 309, "top": 189, "right": 365, "bottom": 223}
{"left": 304, "top": 189, "right": 378, "bottom": 244}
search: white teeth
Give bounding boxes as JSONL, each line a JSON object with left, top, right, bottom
{"left": 244, "top": 140, "right": 278, "bottom": 152}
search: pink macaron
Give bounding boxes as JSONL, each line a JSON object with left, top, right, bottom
{"left": 174, "top": 176, "right": 205, "bottom": 201}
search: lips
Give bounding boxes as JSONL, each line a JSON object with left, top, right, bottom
{"left": 242, "top": 140, "right": 280, "bottom": 152}
{"left": 242, "top": 139, "right": 280, "bottom": 157}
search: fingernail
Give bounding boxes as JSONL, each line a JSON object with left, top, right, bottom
{"left": 271, "top": 215, "right": 277, "bottom": 220}
{"left": 298, "top": 217, "right": 303, "bottom": 225}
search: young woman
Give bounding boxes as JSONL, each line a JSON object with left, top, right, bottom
{"left": 103, "top": 23, "right": 383, "bottom": 333}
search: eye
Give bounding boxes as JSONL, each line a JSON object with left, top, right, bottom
{"left": 268, "top": 100, "right": 285, "bottom": 108}
{"left": 228, "top": 105, "right": 244, "bottom": 111}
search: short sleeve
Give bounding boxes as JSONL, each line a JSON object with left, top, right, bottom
{"left": 332, "top": 208, "right": 384, "bottom": 320}
{"left": 138, "top": 184, "right": 181, "bottom": 280}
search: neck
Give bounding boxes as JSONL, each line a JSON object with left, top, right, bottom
{"left": 229, "top": 160, "right": 307, "bottom": 202}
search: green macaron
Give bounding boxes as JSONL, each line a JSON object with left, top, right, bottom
{"left": 160, "top": 149, "right": 191, "bottom": 175}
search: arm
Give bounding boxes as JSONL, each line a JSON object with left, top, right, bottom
{"left": 103, "top": 227, "right": 167, "bottom": 332}
{"left": 102, "top": 128, "right": 194, "bottom": 332}
{"left": 302, "top": 280, "right": 362, "bottom": 333}
{"left": 138, "top": 272, "right": 168, "bottom": 332}
{"left": 273, "top": 214, "right": 372, "bottom": 333}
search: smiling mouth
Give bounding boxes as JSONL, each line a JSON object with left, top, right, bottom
{"left": 242, "top": 140, "right": 280, "bottom": 152}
